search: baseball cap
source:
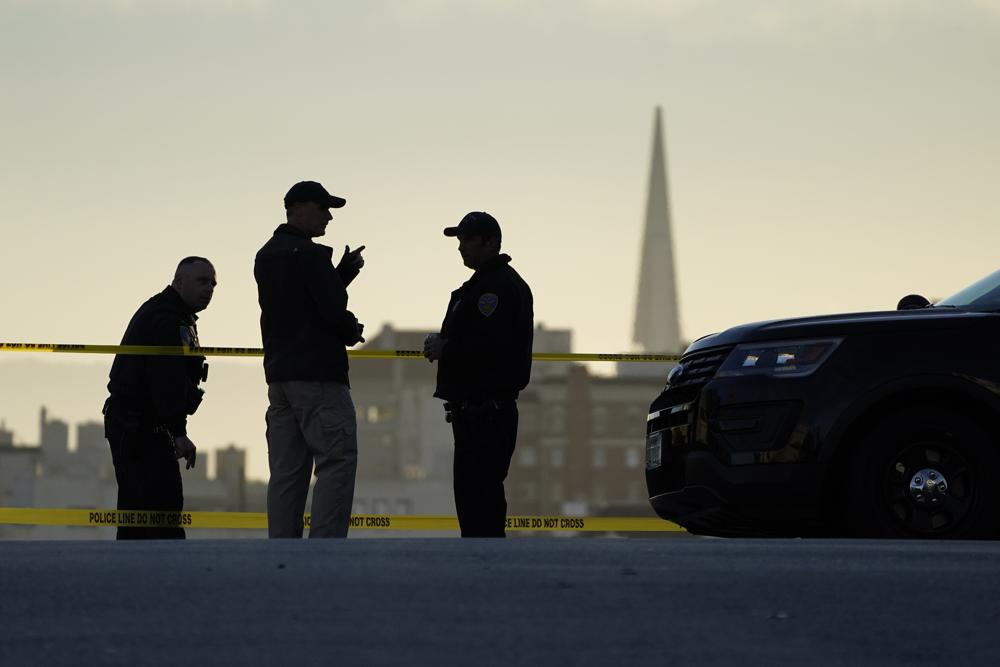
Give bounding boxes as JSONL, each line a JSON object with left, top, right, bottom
{"left": 443, "top": 211, "right": 502, "bottom": 239}
{"left": 283, "top": 181, "right": 346, "bottom": 210}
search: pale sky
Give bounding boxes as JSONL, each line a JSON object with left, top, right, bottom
{"left": 2, "top": 0, "right": 999, "bottom": 479}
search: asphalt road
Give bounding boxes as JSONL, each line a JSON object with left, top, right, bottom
{"left": 2, "top": 538, "right": 999, "bottom": 666}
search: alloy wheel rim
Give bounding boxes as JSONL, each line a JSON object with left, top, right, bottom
{"left": 881, "top": 440, "right": 975, "bottom": 535}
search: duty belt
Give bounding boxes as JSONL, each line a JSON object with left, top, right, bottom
{"left": 443, "top": 399, "right": 514, "bottom": 423}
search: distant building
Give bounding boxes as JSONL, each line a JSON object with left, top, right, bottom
{"left": 215, "top": 445, "right": 247, "bottom": 512}
{"left": 0, "top": 421, "right": 14, "bottom": 447}
{"left": 76, "top": 421, "right": 109, "bottom": 479}
{"left": 631, "top": 106, "right": 683, "bottom": 355}
{"left": 0, "top": 411, "right": 252, "bottom": 538}
{"left": 0, "top": 427, "right": 39, "bottom": 508}
{"left": 39, "top": 406, "right": 70, "bottom": 474}
{"left": 620, "top": 107, "right": 686, "bottom": 378}
{"left": 0, "top": 421, "right": 41, "bottom": 538}
{"left": 507, "top": 366, "right": 661, "bottom": 518}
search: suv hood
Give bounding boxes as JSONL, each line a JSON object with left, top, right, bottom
{"left": 687, "top": 307, "right": 994, "bottom": 355}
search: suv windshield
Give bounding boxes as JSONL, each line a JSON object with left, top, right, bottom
{"left": 936, "top": 268, "right": 1000, "bottom": 312}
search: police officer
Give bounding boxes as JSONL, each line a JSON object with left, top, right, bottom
{"left": 424, "top": 212, "right": 533, "bottom": 537}
{"left": 103, "top": 257, "right": 216, "bottom": 540}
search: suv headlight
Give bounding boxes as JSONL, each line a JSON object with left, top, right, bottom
{"left": 716, "top": 338, "right": 841, "bottom": 379}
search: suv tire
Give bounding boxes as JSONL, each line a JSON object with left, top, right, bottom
{"left": 845, "top": 407, "right": 1000, "bottom": 539}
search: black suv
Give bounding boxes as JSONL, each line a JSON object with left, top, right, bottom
{"left": 645, "top": 269, "right": 1000, "bottom": 539}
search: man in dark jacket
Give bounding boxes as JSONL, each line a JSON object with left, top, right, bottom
{"left": 254, "top": 180, "right": 366, "bottom": 538}
{"left": 104, "top": 256, "right": 215, "bottom": 539}
{"left": 424, "top": 211, "right": 533, "bottom": 537}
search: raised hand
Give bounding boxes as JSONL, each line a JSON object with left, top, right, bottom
{"left": 340, "top": 245, "right": 366, "bottom": 272}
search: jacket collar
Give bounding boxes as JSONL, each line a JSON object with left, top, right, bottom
{"left": 274, "top": 223, "right": 312, "bottom": 240}
{"left": 160, "top": 286, "right": 198, "bottom": 322}
{"left": 463, "top": 254, "right": 511, "bottom": 287}
{"left": 473, "top": 254, "right": 511, "bottom": 276}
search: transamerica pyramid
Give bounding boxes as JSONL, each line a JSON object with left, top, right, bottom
{"left": 632, "top": 106, "right": 682, "bottom": 354}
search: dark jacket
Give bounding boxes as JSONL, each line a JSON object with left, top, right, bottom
{"left": 106, "top": 287, "right": 207, "bottom": 436}
{"left": 254, "top": 224, "right": 361, "bottom": 385}
{"left": 435, "top": 254, "right": 533, "bottom": 402}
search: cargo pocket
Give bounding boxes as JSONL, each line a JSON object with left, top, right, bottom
{"left": 318, "top": 408, "right": 356, "bottom": 451}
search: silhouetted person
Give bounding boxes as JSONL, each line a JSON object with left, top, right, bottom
{"left": 104, "top": 257, "right": 215, "bottom": 540}
{"left": 254, "top": 181, "right": 366, "bottom": 538}
{"left": 424, "top": 212, "right": 533, "bottom": 537}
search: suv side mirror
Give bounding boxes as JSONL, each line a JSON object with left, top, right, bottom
{"left": 897, "top": 294, "right": 931, "bottom": 310}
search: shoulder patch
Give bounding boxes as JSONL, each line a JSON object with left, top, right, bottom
{"left": 478, "top": 293, "right": 499, "bottom": 317}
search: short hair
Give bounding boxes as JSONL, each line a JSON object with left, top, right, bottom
{"left": 176, "top": 256, "right": 213, "bottom": 272}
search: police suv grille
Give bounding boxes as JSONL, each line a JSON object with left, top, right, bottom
{"left": 670, "top": 346, "right": 733, "bottom": 388}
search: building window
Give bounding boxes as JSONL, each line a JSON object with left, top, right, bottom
{"left": 625, "top": 448, "right": 640, "bottom": 469}
{"left": 522, "top": 483, "right": 537, "bottom": 501}
{"left": 547, "top": 406, "right": 565, "bottom": 434}
{"left": 394, "top": 499, "right": 413, "bottom": 515}
{"left": 373, "top": 499, "right": 389, "bottom": 515}
{"left": 550, "top": 481, "right": 563, "bottom": 503}
{"left": 627, "top": 481, "right": 643, "bottom": 502}
{"left": 592, "top": 447, "right": 606, "bottom": 468}
{"left": 593, "top": 405, "right": 609, "bottom": 434}
{"left": 625, "top": 404, "right": 644, "bottom": 426}
{"left": 520, "top": 408, "right": 539, "bottom": 432}
{"left": 366, "top": 405, "right": 396, "bottom": 424}
{"left": 593, "top": 481, "right": 607, "bottom": 503}
{"left": 519, "top": 447, "right": 538, "bottom": 467}
{"left": 549, "top": 447, "right": 564, "bottom": 468}
{"left": 402, "top": 464, "right": 427, "bottom": 480}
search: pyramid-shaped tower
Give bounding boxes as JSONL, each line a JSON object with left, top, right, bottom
{"left": 632, "top": 106, "right": 682, "bottom": 354}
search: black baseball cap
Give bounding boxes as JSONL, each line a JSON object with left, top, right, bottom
{"left": 283, "top": 181, "right": 346, "bottom": 210}
{"left": 443, "top": 211, "right": 502, "bottom": 239}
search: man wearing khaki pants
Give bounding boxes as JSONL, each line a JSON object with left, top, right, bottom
{"left": 254, "top": 181, "right": 367, "bottom": 538}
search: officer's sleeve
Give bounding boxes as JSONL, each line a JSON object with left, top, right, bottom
{"left": 146, "top": 314, "right": 191, "bottom": 437}
{"left": 302, "top": 248, "right": 361, "bottom": 343}
{"left": 336, "top": 259, "right": 360, "bottom": 288}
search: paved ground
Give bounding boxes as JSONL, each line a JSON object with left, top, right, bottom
{"left": 2, "top": 538, "right": 999, "bottom": 666}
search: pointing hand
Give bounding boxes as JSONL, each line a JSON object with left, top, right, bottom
{"left": 340, "top": 245, "right": 366, "bottom": 272}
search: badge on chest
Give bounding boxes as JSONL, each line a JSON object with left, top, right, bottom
{"left": 478, "top": 293, "right": 499, "bottom": 317}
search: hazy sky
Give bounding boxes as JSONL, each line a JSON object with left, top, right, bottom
{"left": 2, "top": 1, "right": 999, "bottom": 476}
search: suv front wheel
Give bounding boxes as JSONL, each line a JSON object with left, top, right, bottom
{"left": 845, "top": 407, "right": 1000, "bottom": 539}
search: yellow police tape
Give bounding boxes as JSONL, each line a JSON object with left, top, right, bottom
{"left": 0, "top": 507, "right": 684, "bottom": 532}
{"left": 0, "top": 342, "right": 680, "bottom": 363}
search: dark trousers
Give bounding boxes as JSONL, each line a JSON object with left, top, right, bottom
{"left": 451, "top": 401, "right": 518, "bottom": 537}
{"left": 105, "top": 415, "right": 185, "bottom": 540}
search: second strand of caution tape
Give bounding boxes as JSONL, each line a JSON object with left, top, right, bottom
{"left": 0, "top": 507, "right": 684, "bottom": 532}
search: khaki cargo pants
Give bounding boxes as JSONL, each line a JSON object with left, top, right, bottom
{"left": 265, "top": 381, "right": 358, "bottom": 538}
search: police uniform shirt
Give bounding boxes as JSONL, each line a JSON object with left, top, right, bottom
{"left": 434, "top": 254, "right": 533, "bottom": 402}
{"left": 107, "top": 287, "right": 206, "bottom": 436}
